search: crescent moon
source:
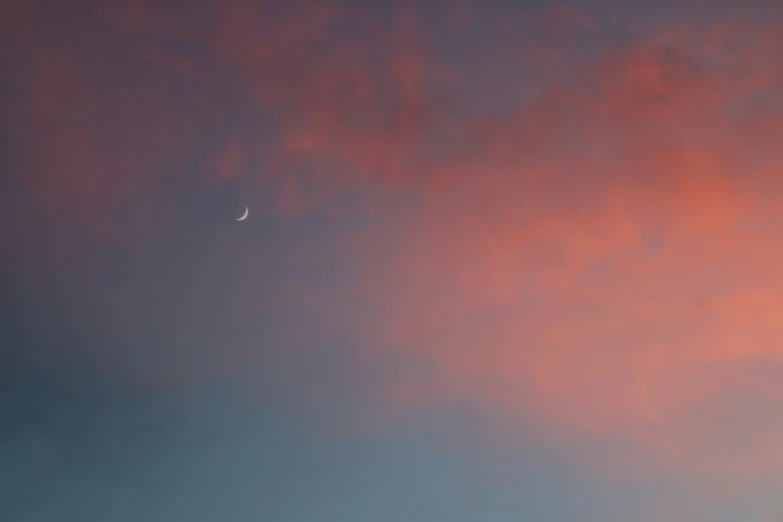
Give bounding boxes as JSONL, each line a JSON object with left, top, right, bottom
{"left": 237, "top": 206, "right": 249, "bottom": 221}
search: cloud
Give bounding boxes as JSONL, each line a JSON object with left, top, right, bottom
{"left": 6, "top": 0, "right": 783, "bottom": 480}
{"left": 293, "top": 10, "right": 783, "bottom": 475}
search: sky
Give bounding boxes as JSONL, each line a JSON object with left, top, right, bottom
{"left": 3, "top": 0, "right": 783, "bottom": 520}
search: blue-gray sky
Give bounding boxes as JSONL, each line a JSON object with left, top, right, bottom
{"left": 4, "top": 0, "right": 783, "bottom": 520}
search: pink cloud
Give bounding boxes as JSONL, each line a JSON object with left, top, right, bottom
{"left": 286, "top": 12, "right": 783, "bottom": 476}
{"left": 8, "top": 0, "right": 783, "bottom": 479}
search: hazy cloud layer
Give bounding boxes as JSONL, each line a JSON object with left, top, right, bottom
{"left": 4, "top": 1, "right": 783, "bottom": 520}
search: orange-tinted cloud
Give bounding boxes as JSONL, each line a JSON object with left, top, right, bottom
{"left": 7, "top": 0, "right": 783, "bottom": 479}
{"left": 291, "top": 11, "right": 783, "bottom": 476}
